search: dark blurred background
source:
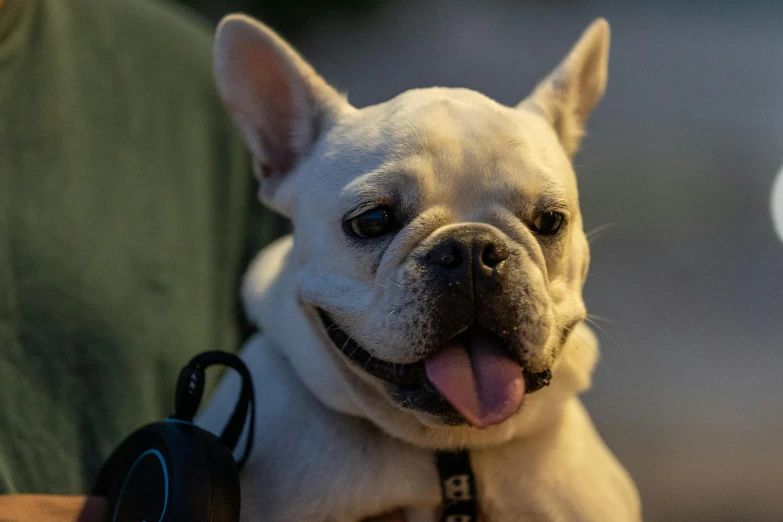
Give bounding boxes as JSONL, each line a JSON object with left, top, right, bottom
{"left": 177, "top": 1, "right": 783, "bottom": 520}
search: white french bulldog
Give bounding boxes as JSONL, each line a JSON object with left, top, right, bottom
{"left": 199, "top": 13, "right": 641, "bottom": 522}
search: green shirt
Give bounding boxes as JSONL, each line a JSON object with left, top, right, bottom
{"left": 0, "top": 0, "right": 281, "bottom": 494}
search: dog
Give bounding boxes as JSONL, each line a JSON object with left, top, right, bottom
{"left": 198, "top": 13, "right": 641, "bottom": 521}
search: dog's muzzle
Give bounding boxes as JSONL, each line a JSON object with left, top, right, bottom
{"left": 318, "top": 310, "right": 553, "bottom": 426}
{"left": 316, "top": 226, "right": 555, "bottom": 428}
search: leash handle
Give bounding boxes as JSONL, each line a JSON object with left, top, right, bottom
{"left": 175, "top": 351, "right": 256, "bottom": 470}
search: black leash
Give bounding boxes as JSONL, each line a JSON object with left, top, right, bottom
{"left": 436, "top": 450, "right": 479, "bottom": 522}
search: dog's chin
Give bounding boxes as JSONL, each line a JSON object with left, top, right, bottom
{"left": 315, "top": 308, "right": 553, "bottom": 430}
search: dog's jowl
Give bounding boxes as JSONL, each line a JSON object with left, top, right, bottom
{"left": 198, "top": 13, "right": 641, "bottom": 522}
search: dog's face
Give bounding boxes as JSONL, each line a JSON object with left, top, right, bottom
{"left": 216, "top": 16, "right": 608, "bottom": 431}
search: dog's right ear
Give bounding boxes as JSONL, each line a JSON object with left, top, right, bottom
{"left": 214, "top": 14, "right": 352, "bottom": 215}
{"left": 517, "top": 19, "right": 610, "bottom": 159}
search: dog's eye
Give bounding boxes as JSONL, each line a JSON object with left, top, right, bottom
{"left": 349, "top": 207, "right": 397, "bottom": 238}
{"left": 533, "top": 211, "right": 564, "bottom": 235}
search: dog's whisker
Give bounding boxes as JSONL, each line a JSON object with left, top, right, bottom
{"left": 557, "top": 321, "right": 591, "bottom": 351}
{"left": 341, "top": 336, "right": 363, "bottom": 360}
{"left": 348, "top": 344, "right": 362, "bottom": 359}
{"left": 370, "top": 390, "right": 396, "bottom": 410}
{"left": 376, "top": 278, "right": 403, "bottom": 289}
{"left": 585, "top": 221, "right": 617, "bottom": 244}
{"left": 325, "top": 321, "right": 342, "bottom": 333}
{"left": 548, "top": 279, "right": 570, "bottom": 291}
{"left": 557, "top": 320, "right": 607, "bottom": 376}
{"left": 583, "top": 316, "right": 621, "bottom": 350}
{"left": 586, "top": 313, "right": 614, "bottom": 324}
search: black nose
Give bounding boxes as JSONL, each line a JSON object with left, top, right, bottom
{"left": 425, "top": 229, "right": 510, "bottom": 281}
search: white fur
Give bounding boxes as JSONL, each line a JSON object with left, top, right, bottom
{"left": 199, "top": 14, "right": 640, "bottom": 521}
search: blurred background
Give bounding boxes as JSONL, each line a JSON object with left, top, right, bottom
{"left": 183, "top": 1, "right": 783, "bottom": 520}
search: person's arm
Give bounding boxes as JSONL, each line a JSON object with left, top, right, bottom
{"left": 0, "top": 495, "right": 107, "bottom": 522}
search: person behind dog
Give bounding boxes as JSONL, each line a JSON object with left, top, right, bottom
{"left": 0, "top": 0, "right": 283, "bottom": 519}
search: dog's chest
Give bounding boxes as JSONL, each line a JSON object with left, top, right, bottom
{"left": 240, "top": 411, "right": 444, "bottom": 521}
{"left": 240, "top": 409, "right": 564, "bottom": 522}
{"left": 205, "top": 336, "right": 638, "bottom": 522}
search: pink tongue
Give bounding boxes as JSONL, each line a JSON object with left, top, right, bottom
{"left": 425, "top": 333, "right": 525, "bottom": 429}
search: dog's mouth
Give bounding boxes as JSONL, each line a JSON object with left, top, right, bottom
{"left": 317, "top": 310, "right": 552, "bottom": 429}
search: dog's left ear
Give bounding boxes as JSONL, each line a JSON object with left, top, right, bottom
{"left": 214, "top": 14, "right": 352, "bottom": 215}
{"left": 518, "top": 19, "right": 610, "bottom": 158}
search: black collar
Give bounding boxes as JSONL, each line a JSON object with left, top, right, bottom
{"left": 436, "top": 450, "right": 478, "bottom": 521}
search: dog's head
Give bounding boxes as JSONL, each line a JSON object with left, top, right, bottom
{"left": 215, "top": 15, "right": 608, "bottom": 437}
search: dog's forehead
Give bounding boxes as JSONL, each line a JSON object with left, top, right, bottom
{"left": 325, "top": 88, "right": 577, "bottom": 205}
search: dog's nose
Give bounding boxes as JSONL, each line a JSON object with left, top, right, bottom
{"left": 425, "top": 229, "right": 510, "bottom": 281}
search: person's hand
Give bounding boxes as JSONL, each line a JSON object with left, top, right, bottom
{"left": 0, "top": 495, "right": 108, "bottom": 522}
{"left": 363, "top": 509, "right": 407, "bottom": 522}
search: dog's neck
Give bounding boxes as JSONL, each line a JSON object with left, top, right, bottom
{"left": 242, "top": 235, "right": 599, "bottom": 450}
